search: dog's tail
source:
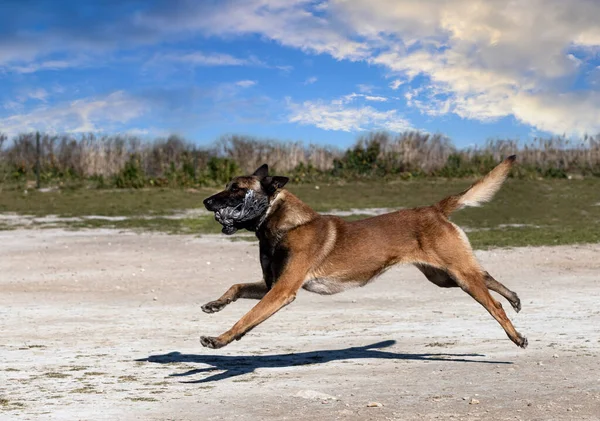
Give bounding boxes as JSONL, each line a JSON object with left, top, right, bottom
{"left": 435, "top": 155, "right": 516, "bottom": 217}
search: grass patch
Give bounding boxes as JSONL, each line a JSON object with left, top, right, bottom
{"left": 118, "top": 375, "right": 138, "bottom": 383}
{"left": 0, "top": 188, "right": 213, "bottom": 217}
{"left": 1, "top": 179, "right": 599, "bottom": 248}
{"left": 83, "top": 372, "right": 106, "bottom": 376}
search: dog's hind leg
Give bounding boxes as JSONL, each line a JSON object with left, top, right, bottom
{"left": 416, "top": 264, "right": 522, "bottom": 314}
{"left": 447, "top": 263, "right": 527, "bottom": 348}
{"left": 483, "top": 271, "right": 521, "bottom": 313}
{"left": 415, "top": 264, "right": 459, "bottom": 288}
{"left": 201, "top": 281, "right": 268, "bottom": 314}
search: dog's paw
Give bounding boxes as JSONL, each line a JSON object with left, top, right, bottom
{"left": 510, "top": 294, "right": 522, "bottom": 313}
{"left": 517, "top": 335, "right": 528, "bottom": 349}
{"left": 511, "top": 299, "right": 522, "bottom": 313}
{"left": 200, "top": 336, "right": 227, "bottom": 349}
{"left": 201, "top": 300, "right": 227, "bottom": 314}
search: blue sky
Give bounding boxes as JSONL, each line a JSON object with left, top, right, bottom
{"left": 1, "top": 0, "right": 600, "bottom": 149}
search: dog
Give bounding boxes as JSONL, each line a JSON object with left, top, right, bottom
{"left": 200, "top": 157, "right": 527, "bottom": 350}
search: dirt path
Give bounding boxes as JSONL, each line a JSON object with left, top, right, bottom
{"left": 1, "top": 229, "right": 599, "bottom": 420}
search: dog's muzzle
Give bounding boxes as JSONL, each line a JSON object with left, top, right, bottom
{"left": 210, "top": 190, "right": 269, "bottom": 235}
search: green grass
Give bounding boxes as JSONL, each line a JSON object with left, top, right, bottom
{"left": 1, "top": 179, "right": 599, "bottom": 248}
{"left": 0, "top": 187, "right": 214, "bottom": 217}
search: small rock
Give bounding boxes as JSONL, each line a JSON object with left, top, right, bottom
{"left": 315, "top": 186, "right": 320, "bottom": 190}
{"left": 352, "top": 299, "right": 357, "bottom": 303}
{"left": 537, "top": 361, "right": 544, "bottom": 366}
{"left": 469, "top": 398, "right": 480, "bottom": 405}
{"left": 206, "top": 261, "right": 211, "bottom": 265}
{"left": 367, "top": 402, "right": 383, "bottom": 408}
{"left": 462, "top": 397, "right": 469, "bottom": 401}
{"left": 552, "top": 354, "right": 559, "bottom": 358}
{"left": 153, "top": 297, "right": 158, "bottom": 301}
{"left": 567, "top": 408, "right": 573, "bottom": 412}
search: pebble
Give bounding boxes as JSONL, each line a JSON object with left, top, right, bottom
{"left": 367, "top": 402, "right": 383, "bottom": 408}
{"left": 469, "top": 398, "right": 480, "bottom": 405}
{"left": 153, "top": 297, "right": 158, "bottom": 301}
{"left": 552, "top": 354, "right": 559, "bottom": 358}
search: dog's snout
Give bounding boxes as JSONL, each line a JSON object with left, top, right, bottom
{"left": 203, "top": 197, "right": 215, "bottom": 210}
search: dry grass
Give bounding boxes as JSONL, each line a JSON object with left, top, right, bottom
{"left": 1, "top": 131, "right": 599, "bottom": 185}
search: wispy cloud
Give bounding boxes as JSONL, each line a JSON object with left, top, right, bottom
{"left": 357, "top": 84, "right": 375, "bottom": 93}
{"left": 287, "top": 93, "right": 411, "bottom": 132}
{"left": 3, "top": 57, "right": 89, "bottom": 74}
{"left": 20, "top": 88, "right": 49, "bottom": 102}
{"left": 153, "top": 51, "right": 266, "bottom": 67}
{"left": 0, "top": 91, "right": 148, "bottom": 136}
{"left": 304, "top": 76, "right": 318, "bottom": 85}
{"left": 389, "top": 80, "right": 404, "bottom": 90}
{"left": 235, "top": 80, "right": 257, "bottom": 88}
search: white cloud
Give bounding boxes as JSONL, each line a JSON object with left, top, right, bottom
{"left": 304, "top": 76, "right": 318, "bottom": 85}
{"left": 138, "top": 0, "right": 370, "bottom": 61}
{"left": 0, "top": 91, "right": 147, "bottom": 136}
{"left": 333, "top": 0, "right": 600, "bottom": 135}
{"left": 4, "top": 58, "right": 86, "bottom": 74}
{"left": 235, "top": 80, "right": 257, "bottom": 88}
{"left": 389, "top": 80, "right": 404, "bottom": 90}
{"left": 151, "top": 0, "right": 600, "bottom": 135}
{"left": 155, "top": 51, "right": 265, "bottom": 67}
{"left": 3, "top": 101, "right": 23, "bottom": 112}
{"left": 357, "top": 84, "right": 375, "bottom": 93}
{"left": 287, "top": 93, "right": 412, "bottom": 132}
{"left": 364, "top": 95, "right": 387, "bottom": 102}
{"left": 23, "top": 88, "right": 49, "bottom": 102}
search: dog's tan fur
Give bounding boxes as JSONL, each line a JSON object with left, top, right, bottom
{"left": 200, "top": 156, "right": 527, "bottom": 350}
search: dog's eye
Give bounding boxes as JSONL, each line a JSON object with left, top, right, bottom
{"left": 229, "top": 184, "right": 240, "bottom": 192}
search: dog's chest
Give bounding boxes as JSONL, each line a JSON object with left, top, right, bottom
{"left": 302, "top": 277, "right": 362, "bottom": 295}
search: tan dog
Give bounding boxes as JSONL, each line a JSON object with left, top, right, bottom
{"left": 201, "top": 157, "right": 527, "bottom": 349}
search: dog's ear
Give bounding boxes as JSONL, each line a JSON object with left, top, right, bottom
{"left": 253, "top": 164, "right": 269, "bottom": 179}
{"left": 261, "top": 176, "right": 289, "bottom": 194}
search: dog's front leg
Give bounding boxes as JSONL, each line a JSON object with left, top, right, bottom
{"left": 201, "top": 281, "right": 268, "bottom": 313}
{"left": 201, "top": 256, "right": 309, "bottom": 349}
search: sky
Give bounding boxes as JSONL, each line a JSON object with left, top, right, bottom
{"left": 1, "top": 0, "right": 600, "bottom": 149}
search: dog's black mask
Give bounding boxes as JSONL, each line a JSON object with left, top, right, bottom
{"left": 203, "top": 164, "right": 289, "bottom": 235}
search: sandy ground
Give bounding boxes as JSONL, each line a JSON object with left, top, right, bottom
{"left": 1, "top": 229, "right": 599, "bottom": 421}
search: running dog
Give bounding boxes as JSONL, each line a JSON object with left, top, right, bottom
{"left": 200, "top": 157, "right": 527, "bottom": 349}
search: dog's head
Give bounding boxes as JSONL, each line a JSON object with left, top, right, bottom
{"left": 203, "top": 164, "right": 289, "bottom": 235}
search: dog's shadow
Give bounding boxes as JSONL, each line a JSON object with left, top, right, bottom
{"left": 137, "top": 340, "right": 512, "bottom": 384}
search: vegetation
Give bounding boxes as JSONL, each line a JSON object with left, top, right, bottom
{"left": 1, "top": 130, "right": 600, "bottom": 189}
{"left": 1, "top": 179, "right": 599, "bottom": 249}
